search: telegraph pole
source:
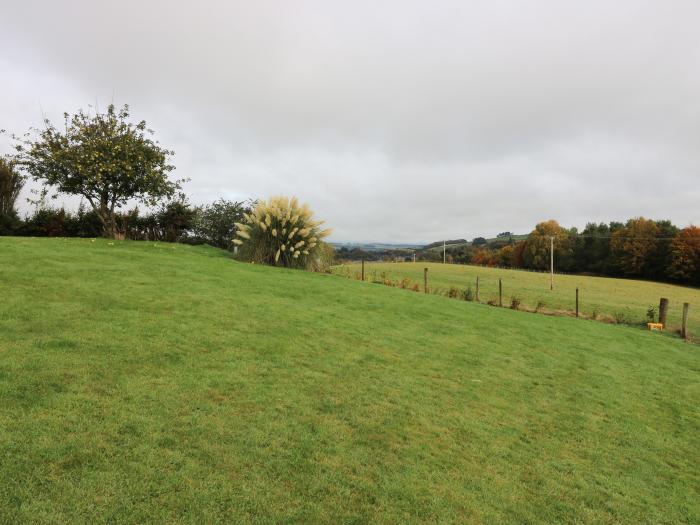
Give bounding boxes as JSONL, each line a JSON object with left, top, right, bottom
{"left": 443, "top": 240, "right": 446, "bottom": 264}
{"left": 550, "top": 236, "right": 554, "bottom": 290}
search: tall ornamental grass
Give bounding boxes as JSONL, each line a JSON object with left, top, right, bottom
{"left": 233, "top": 196, "right": 332, "bottom": 270}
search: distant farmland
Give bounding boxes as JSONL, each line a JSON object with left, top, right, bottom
{"left": 334, "top": 261, "right": 700, "bottom": 336}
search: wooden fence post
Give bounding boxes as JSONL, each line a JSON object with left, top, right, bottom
{"left": 576, "top": 288, "right": 579, "bottom": 318}
{"left": 361, "top": 260, "right": 365, "bottom": 281}
{"left": 424, "top": 267, "right": 429, "bottom": 294}
{"left": 659, "top": 298, "right": 669, "bottom": 328}
{"left": 682, "top": 303, "right": 689, "bottom": 340}
{"left": 476, "top": 276, "right": 480, "bottom": 302}
{"left": 499, "top": 278, "right": 503, "bottom": 307}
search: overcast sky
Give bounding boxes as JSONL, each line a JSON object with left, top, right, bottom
{"left": 1, "top": 0, "right": 699, "bottom": 242}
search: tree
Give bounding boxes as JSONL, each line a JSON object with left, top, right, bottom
{"left": 610, "top": 217, "right": 659, "bottom": 277}
{"left": 572, "top": 222, "right": 614, "bottom": 275}
{"left": 472, "top": 237, "right": 487, "bottom": 246}
{"left": 14, "top": 104, "right": 181, "bottom": 238}
{"left": 0, "top": 157, "right": 25, "bottom": 218}
{"left": 646, "top": 220, "right": 678, "bottom": 280}
{"left": 668, "top": 226, "right": 700, "bottom": 285}
{"left": 522, "top": 220, "right": 571, "bottom": 270}
{"left": 495, "top": 244, "right": 515, "bottom": 267}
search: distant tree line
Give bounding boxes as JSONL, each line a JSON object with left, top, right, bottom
{"left": 434, "top": 219, "right": 700, "bottom": 286}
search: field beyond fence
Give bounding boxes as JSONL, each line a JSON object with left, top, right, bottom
{"left": 333, "top": 261, "right": 700, "bottom": 339}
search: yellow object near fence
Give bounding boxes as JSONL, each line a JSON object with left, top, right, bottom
{"left": 647, "top": 323, "right": 664, "bottom": 331}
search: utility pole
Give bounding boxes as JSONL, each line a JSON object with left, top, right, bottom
{"left": 550, "top": 236, "right": 554, "bottom": 290}
{"left": 443, "top": 240, "right": 446, "bottom": 264}
{"left": 413, "top": 251, "right": 416, "bottom": 263}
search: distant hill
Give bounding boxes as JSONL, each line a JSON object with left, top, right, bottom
{"left": 331, "top": 242, "right": 422, "bottom": 252}
{"left": 423, "top": 234, "right": 529, "bottom": 251}
{"left": 422, "top": 239, "right": 467, "bottom": 250}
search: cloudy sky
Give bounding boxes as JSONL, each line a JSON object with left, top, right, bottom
{"left": 1, "top": 0, "right": 699, "bottom": 242}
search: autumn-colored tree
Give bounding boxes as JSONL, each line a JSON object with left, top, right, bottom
{"left": 495, "top": 244, "right": 515, "bottom": 267}
{"left": 471, "top": 248, "right": 492, "bottom": 266}
{"left": 668, "top": 226, "right": 700, "bottom": 284}
{"left": 512, "top": 240, "right": 527, "bottom": 268}
{"left": 610, "top": 217, "right": 659, "bottom": 276}
{"left": 522, "top": 220, "right": 571, "bottom": 270}
{"left": 14, "top": 104, "right": 182, "bottom": 238}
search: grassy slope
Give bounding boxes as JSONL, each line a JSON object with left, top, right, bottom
{"left": 0, "top": 237, "right": 698, "bottom": 524}
{"left": 335, "top": 261, "right": 700, "bottom": 335}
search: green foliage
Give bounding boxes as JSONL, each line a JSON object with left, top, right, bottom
{"left": 0, "top": 157, "right": 25, "bottom": 219}
{"left": 613, "top": 311, "right": 630, "bottom": 324}
{"left": 463, "top": 286, "right": 475, "bottom": 301}
{"left": 156, "top": 200, "right": 197, "bottom": 243}
{"left": 447, "top": 286, "right": 461, "bottom": 298}
{"left": 646, "top": 305, "right": 657, "bottom": 323}
{"left": 190, "top": 198, "right": 253, "bottom": 250}
{"left": 14, "top": 104, "right": 181, "bottom": 238}
{"left": 234, "top": 196, "right": 332, "bottom": 270}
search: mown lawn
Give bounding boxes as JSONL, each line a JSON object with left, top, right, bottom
{"left": 1, "top": 237, "right": 699, "bottom": 524}
{"left": 334, "top": 261, "right": 700, "bottom": 336}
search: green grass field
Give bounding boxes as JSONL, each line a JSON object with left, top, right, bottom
{"left": 1, "top": 238, "right": 699, "bottom": 524}
{"left": 335, "top": 261, "right": 700, "bottom": 336}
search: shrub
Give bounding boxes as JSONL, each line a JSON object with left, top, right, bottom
{"left": 510, "top": 296, "right": 521, "bottom": 310}
{"left": 0, "top": 158, "right": 25, "bottom": 220}
{"left": 535, "top": 300, "right": 546, "bottom": 312}
{"left": 447, "top": 286, "right": 461, "bottom": 299}
{"left": 309, "top": 242, "right": 335, "bottom": 273}
{"left": 191, "top": 199, "right": 253, "bottom": 250}
{"left": 613, "top": 311, "right": 629, "bottom": 324}
{"left": 463, "top": 286, "right": 474, "bottom": 301}
{"left": 646, "top": 305, "right": 657, "bottom": 323}
{"left": 398, "top": 277, "right": 412, "bottom": 289}
{"left": 157, "top": 200, "right": 197, "bottom": 242}
{"left": 410, "top": 283, "right": 421, "bottom": 292}
{"left": 234, "top": 196, "right": 332, "bottom": 270}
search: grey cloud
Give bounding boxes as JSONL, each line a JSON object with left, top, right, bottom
{"left": 1, "top": 0, "right": 699, "bottom": 242}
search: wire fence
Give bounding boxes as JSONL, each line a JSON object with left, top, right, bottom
{"left": 334, "top": 261, "right": 697, "bottom": 344}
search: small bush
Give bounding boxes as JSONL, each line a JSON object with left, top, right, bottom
{"left": 510, "top": 296, "right": 521, "bottom": 310}
{"left": 591, "top": 308, "right": 599, "bottom": 320}
{"left": 411, "top": 283, "right": 421, "bottom": 292}
{"left": 447, "top": 286, "right": 461, "bottom": 299}
{"left": 463, "top": 286, "right": 474, "bottom": 301}
{"left": 614, "top": 311, "right": 629, "bottom": 324}
{"left": 398, "top": 277, "right": 412, "bottom": 289}
{"left": 646, "top": 305, "right": 657, "bottom": 323}
{"left": 535, "top": 300, "right": 546, "bottom": 312}
{"left": 191, "top": 199, "right": 252, "bottom": 250}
